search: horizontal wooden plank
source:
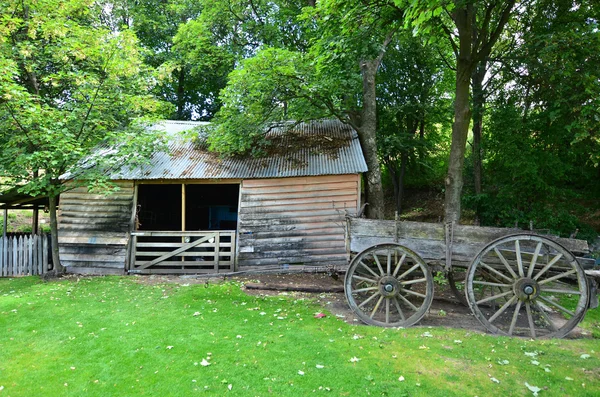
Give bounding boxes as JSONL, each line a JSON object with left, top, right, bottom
{"left": 239, "top": 247, "right": 347, "bottom": 260}
{"left": 131, "top": 231, "right": 234, "bottom": 237}
{"left": 61, "top": 253, "right": 127, "bottom": 263}
{"left": 239, "top": 234, "right": 344, "bottom": 245}
{"left": 239, "top": 209, "right": 347, "bottom": 221}
{"left": 239, "top": 253, "right": 348, "bottom": 267}
{"left": 241, "top": 195, "right": 358, "bottom": 209}
{"left": 239, "top": 217, "right": 347, "bottom": 228}
{"left": 60, "top": 198, "right": 133, "bottom": 207}
{"left": 63, "top": 260, "right": 125, "bottom": 268}
{"left": 66, "top": 266, "right": 126, "bottom": 275}
{"left": 132, "top": 261, "right": 233, "bottom": 268}
{"left": 129, "top": 268, "right": 234, "bottom": 275}
{"left": 58, "top": 236, "right": 128, "bottom": 245}
{"left": 242, "top": 174, "right": 358, "bottom": 188}
{"left": 136, "top": 242, "right": 232, "bottom": 248}
{"left": 242, "top": 181, "right": 358, "bottom": 195}
{"left": 241, "top": 188, "right": 358, "bottom": 201}
{"left": 59, "top": 204, "right": 132, "bottom": 213}
{"left": 238, "top": 227, "right": 345, "bottom": 239}
{"left": 239, "top": 201, "right": 357, "bottom": 215}
{"left": 59, "top": 245, "right": 127, "bottom": 256}
{"left": 58, "top": 216, "right": 130, "bottom": 225}
{"left": 58, "top": 211, "right": 130, "bottom": 219}
{"left": 59, "top": 224, "right": 130, "bottom": 233}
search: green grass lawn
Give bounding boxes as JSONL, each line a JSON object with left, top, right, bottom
{"left": 0, "top": 276, "right": 598, "bottom": 396}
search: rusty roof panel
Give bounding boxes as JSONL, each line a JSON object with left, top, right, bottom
{"left": 112, "top": 119, "right": 368, "bottom": 180}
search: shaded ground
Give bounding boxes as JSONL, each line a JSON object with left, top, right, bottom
{"left": 131, "top": 272, "right": 593, "bottom": 339}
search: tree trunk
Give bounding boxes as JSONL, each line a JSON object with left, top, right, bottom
{"left": 471, "top": 62, "right": 486, "bottom": 224}
{"left": 48, "top": 194, "right": 64, "bottom": 274}
{"left": 358, "top": 58, "right": 385, "bottom": 219}
{"left": 444, "top": 5, "right": 474, "bottom": 224}
{"left": 176, "top": 67, "right": 186, "bottom": 120}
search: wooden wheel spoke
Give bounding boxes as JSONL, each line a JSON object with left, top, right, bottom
{"left": 527, "top": 242, "right": 543, "bottom": 278}
{"left": 386, "top": 250, "right": 392, "bottom": 275}
{"left": 400, "top": 277, "right": 427, "bottom": 286}
{"left": 533, "top": 302, "right": 558, "bottom": 332}
{"left": 540, "top": 288, "right": 581, "bottom": 295}
{"left": 525, "top": 302, "right": 536, "bottom": 338}
{"left": 508, "top": 300, "right": 523, "bottom": 336}
{"left": 372, "top": 252, "right": 385, "bottom": 276}
{"left": 359, "top": 261, "right": 380, "bottom": 278}
{"left": 481, "top": 261, "right": 513, "bottom": 282}
{"left": 392, "top": 253, "right": 407, "bottom": 277}
{"left": 537, "top": 295, "right": 575, "bottom": 317}
{"left": 352, "top": 274, "right": 378, "bottom": 284}
{"left": 370, "top": 295, "right": 385, "bottom": 319}
{"left": 488, "top": 295, "right": 517, "bottom": 324}
{"left": 476, "top": 289, "right": 513, "bottom": 305}
{"left": 392, "top": 296, "right": 405, "bottom": 321}
{"left": 533, "top": 253, "right": 564, "bottom": 281}
{"left": 353, "top": 286, "right": 379, "bottom": 293}
{"left": 357, "top": 291, "right": 381, "bottom": 309}
{"left": 397, "top": 293, "right": 419, "bottom": 312}
{"left": 538, "top": 269, "right": 577, "bottom": 285}
{"left": 472, "top": 280, "right": 512, "bottom": 288}
{"left": 515, "top": 240, "right": 524, "bottom": 277}
{"left": 397, "top": 263, "right": 420, "bottom": 281}
{"left": 494, "top": 248, "right": 518, "bottom": 279}
{"left": 385, "top": 298, "right": 390, "bottom": 323}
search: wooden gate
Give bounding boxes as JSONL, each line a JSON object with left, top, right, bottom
{"left": 1, "top": 234, "right": 50, "bottom": 277}
{"left": 129, "top": 231, "right": 236, "bottom": 274}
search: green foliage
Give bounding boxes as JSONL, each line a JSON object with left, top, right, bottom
{"left": 0, "top": 0, "right": 170, "bottom": 199}
{"left": 463, "top": 0, "right": 600, "bottom": 239}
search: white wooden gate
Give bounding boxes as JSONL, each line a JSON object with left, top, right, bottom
{"left": 129, "top": 231, "right": 236, "bottom": 274}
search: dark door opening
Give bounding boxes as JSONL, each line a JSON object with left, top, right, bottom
{"left": 137, "top": 184, "right": 181, "bottom": 231}
{"left": 186, "top": 184, "right": 239, "bottom": 231}
{"left": 136, "top": 183, "right": 239, "bottom": 231}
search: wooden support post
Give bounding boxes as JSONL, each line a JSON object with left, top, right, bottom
{"left": 3, "top": 208, "right": 7, "bottom": 238}
{"left": 32, "top": 207, "right": 39, "bottom": 235}
{"left": 181, "top": 184, "right": 186, "bottom": 264}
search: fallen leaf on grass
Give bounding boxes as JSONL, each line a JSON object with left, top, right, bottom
{"left": 490, "top": 378, "right": 500, "bottom": 384}
{"left": 298, "top": 370, "right": 305, "bottom": 376}
{"left": 227, "top": 384, "right": 232, "bottom": 390}
{"left": 580, "top": 354, "right": 590, "bottom": 359}
{"left": 316, "top": 364, "right": 324, "bottom": 369}
{"left": 349, "top": 357, "right": 360, "bottom": 363}
{"left": 314, "top": 312, "right": 326, "bottom": 318}
{"left": 398, "top": 376, "right": 405, "bottom": 382}
{"left": 525, "top": 382, "right": 541, "bottom": 396}
{"left": 166, "top": 346, "right": 173, "bottom": 350}
{"left": 200, "top": 359, "right": 211, "bottom": 367}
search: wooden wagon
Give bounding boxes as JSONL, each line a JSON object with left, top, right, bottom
{"left": 344, "top": 217, "right": 598, "bottom": 338}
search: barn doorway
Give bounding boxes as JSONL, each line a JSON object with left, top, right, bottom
{"left": 136, "top": 183, "right": 240, "bottom": 232}
{"left": 131, "top": 183, "right": 240, "bottom": 274}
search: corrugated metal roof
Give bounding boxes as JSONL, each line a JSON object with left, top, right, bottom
{"left": 112, "top": 119, "right": 368, "bottom": 180}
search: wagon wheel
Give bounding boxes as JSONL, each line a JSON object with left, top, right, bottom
{"left": 448, "top": 267, "right": 468, "bottom": 306}
{"left": 345, "top": 243, "right": 434, "bottom": 327}
{"left": 466, "top": 234, "right": 589, "bottom": 338}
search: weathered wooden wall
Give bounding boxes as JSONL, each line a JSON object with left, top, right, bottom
{"left": 58, "top": 181, "right": 133, "bottom": 273}
{"left": 238, "top": 174, "right": 360, "bottom": 268}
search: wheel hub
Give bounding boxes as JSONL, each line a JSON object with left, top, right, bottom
{"left": 379, "top": 276, "right": 399, "bottom": 297}
{"left": 514, "top": 278, "right": 540, "bottom": 301}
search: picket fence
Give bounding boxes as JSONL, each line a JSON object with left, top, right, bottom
{"left": 0, "top": 234, "right": 50, "bottom": 277}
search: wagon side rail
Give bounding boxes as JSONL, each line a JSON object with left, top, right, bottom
{"left": 346, "top": 217, "right": 595, "bottom": 270}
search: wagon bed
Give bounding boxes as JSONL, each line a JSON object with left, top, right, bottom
{"left": 344, "top": 217, "right": 598, "bottom": 339}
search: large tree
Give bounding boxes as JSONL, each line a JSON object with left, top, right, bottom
{"left": 404, "top": 0, "right": 517, "bottom": 223}
{"left": 194, "top": 0, "right": 405, "bottom": 219}
{"left": 0, "top": 0, "right": 169, "bottom": 272}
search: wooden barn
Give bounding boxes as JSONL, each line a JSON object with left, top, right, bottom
{"left": 57, "top": 119, "right": 367, "bottom": 275}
